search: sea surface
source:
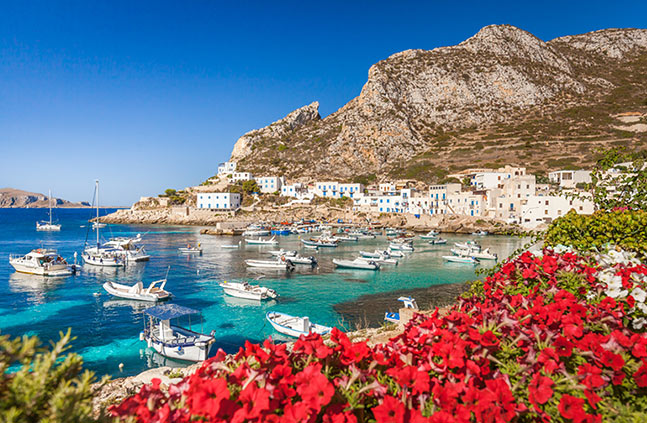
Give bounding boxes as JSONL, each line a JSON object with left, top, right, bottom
{"left": 0, "top": 208, "right": 525, "bottom": 377}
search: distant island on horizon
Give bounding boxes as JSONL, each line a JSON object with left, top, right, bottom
{"left": 0, "top": 187, "right": 93, "bottom": 208}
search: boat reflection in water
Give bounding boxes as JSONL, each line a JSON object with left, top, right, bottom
{"left": 8, "top": 272, "right": 65, "bottom": 303}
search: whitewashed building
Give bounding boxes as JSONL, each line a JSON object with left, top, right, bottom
{"left": 495, "top": 175, "right": 537, "bottom": 221}
{"left": 548, "top": 170, "right": 592, "bottom": 188}
{"left": 313, "top": 182, "right": 340, "bottom": 198}
{"left": 217, "top": 161, "right": 237, "bottom": 176}
{"left": 255, "top": 176, "right": 283, "bottom": 194}
{"left": 446, "top": 192, "right": 486, "bottom": 217}
{"left": 520, "top": 194, "right": 594, "bottom": 227}
{"left": 231, "top": 172, "right": 254, "bottom": 182}
{"left": 281, "top": 183, "right": 311, "bottom": 199}
{"left": 197, "top": 192, "right": 241, "bottom": 211}
{"left": 339, "top": 183, "right": 364, "bottom": 199}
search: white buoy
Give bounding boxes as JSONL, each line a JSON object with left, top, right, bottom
{"left": 119, "top": 363, "right": 124, "bottom": 372}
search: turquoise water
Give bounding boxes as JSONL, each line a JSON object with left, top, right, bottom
{"left": 0, "top": 208, "right": 524, "bottom": 377}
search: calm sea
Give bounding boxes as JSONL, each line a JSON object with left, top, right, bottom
{"left": 0, "top": 208, "right": 524, "bottom": 377}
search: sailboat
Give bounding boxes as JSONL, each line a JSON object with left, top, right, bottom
{"left": 36, "top": 190, "right": 61, "bottom": 231}
{"left": 82, "top": 180, "right": 124, "bottom": 267}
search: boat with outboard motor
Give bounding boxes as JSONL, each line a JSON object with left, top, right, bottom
{"left": 429, "top": 238, "right": 447, "bottom": 245}
{"left": 266, "top": 311, "right": 332, "bottom": 337}
{"left": 141, "top": 304, "right": 215, "bottom": 362}
{"left": 357, "top": 255, "right": 398, "bottom": 265}
{"left": 104, "top": 234, "right": 150, "bottom": 262}
{"left": 333, "top": 258, "right": 380, "bottom": 270}
{"left": 103, "top": 278, "right": 171, "bottom": 302}
{"left": 245, "top": 237, "right": 278, "bottom": 246}
{"left": 178, "top": 243, "right": 202, "bottom": 254}
{"left": 419, "top": 230, "right": 438, "bottom": 240}
{"left": 219, "top": 280, "right": 278, "bottom": 300}
{"left": 302, "top": 239, "right": 338, "bottom": 248}
{"left": 443, "top": 255, "right": 479, "bottom": 264}
{"left": 245, "top": 258, "right": 295, "bottom": 270}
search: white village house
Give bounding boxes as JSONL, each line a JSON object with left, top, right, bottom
{"left": 197, "top": 192, "right": 241, "bottom": 211}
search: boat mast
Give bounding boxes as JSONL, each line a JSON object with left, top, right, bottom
{"left": 48, "top": 189, "right": 52, "bottom": 225}
{"left": 96, "top": 180, "right": 100, "bottom": 248}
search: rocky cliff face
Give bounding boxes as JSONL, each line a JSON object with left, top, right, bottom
{"left": 0, "top": 188, "right": 90, "bottom": 208}
{"left": 230, "top": 25, "right": 647, "bottom": 182}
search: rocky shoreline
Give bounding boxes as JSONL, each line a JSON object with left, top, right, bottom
{"left": 100, "top": 205, "right": 531, "bottom": 235}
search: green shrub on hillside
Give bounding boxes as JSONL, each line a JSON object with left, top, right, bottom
{"left": 0, "top": 329, "right": 107, "bottom": 422}
{"left": 545, "top": 209, "right": 647, "bottom": 258}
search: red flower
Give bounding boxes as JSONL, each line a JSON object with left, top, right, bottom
{"left": 600, "top": 350, "right": 624, "bottom": 371}
{"left": 558, "top": 394, "right": 587, "bottom": 423}
{"left": 295, "top": 363, "right": 335, "bottom": 410}
{"left": 480, "top": 330, "right": 499, "bottom": 348}
{"left": 554, "top": 336, "right": 574, "bottom": 357}
{"left": 633, "top": 362, "right": 647, "bottom": 388}
{"left": 373, "top": 395, "right": 406, "bottom": 423}
{"left": 340, "top": 341, "right": 371, "bottom": 365}
{"left": 386, "top": 365, "right": 430, "bottom": 395}
{"left": 528, "top": 373, "right": 554, "bottom": 405}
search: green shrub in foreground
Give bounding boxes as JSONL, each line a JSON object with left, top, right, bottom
{"left": 0, "top": 329, "right": 107, "bottom": 423}
{"left": 545, "top": 209, "right": 647, "bottom": 258}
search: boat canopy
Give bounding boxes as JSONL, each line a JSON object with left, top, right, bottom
{"left": 144, "top": 304, "right": 199, "bottom": 320}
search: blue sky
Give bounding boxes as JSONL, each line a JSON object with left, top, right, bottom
{"left": 1, "top": 1, "right": 645, "bottom": 205}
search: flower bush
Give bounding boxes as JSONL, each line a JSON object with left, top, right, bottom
{"left": 110, "top": 248, "right": 647, "bottom": 422}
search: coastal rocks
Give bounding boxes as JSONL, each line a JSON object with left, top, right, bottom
{"left": 224, "top": 25, "right": 647, "bottom": 181}
{"left": 230, "top": 101, "right": 321, "bottom": 162}
{"left": 0, "top": 187, "right": 90, "bottom": 208}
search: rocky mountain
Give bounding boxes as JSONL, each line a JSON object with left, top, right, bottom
{"left": 0, "top": 188, "right": 90, "bottom": 208}
{"left": 229, "top": 25, "right": 647, "bottom": 183}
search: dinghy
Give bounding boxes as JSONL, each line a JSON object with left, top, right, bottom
{"left": 386, "top": 249, "right": 405, "bottom": 257}
{"left": 141, "top": 304, "right": 215, "bottom": 362}
{"left": 419, "top": 230, "right": 438, "bottom": 240}
{"left": 219, "top": 280, "right": 278, "bottom": 301}
{"left": 333, "top": 258, "right": 380, "bottom": 270}
{"left": 303, "top": 243, "right": 319, "bottom": 250}
{"left": 103, "top": 279, "right": 171, "bottom": 302}
{"left": 178, "top": 244, "right": 202, "bottom": 254}
{"left": 245, "top": 237, "right": 278, "bottom": 246}
{"left": 429, "top": 238, "right": 447, "bottom": 245}
{"left": 472, "top": 230, "right": 489, "bottom": 236}
{"left": 266, "top": 311, "right": 332, "bottom": 337}
{"left": 389, "top": 242, "right": 414, "bottom": 252}
{"left": 281, "top": 255, "right": 317, "bottom": 265}
{"left": 454, "top": 241, "right": 481, "bottom": 251}
{"left": 269, "top": 249, "right": 297, "bottom": 257}
{"left": 467, "top": 248, "right": 497, "bottom": 261}
{"left": 302, "top": 239, "right": 337, "bottom": 248}
{"left": 443, "top": 255, "right": 479, "bottom": 265}
{"left": 384, "top": 297, "right": 419, "bottom": 323}
{"left": 245, "top": 258, "right": 294, "bottom": 270}
{"left": 357, "top": 256, "right": 398, "bottom": 265}
{"left": 359, "top": 250, "right": 390, "bottom": 259}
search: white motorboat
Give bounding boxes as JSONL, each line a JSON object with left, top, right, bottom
{"left": 468, "top": 248, "right": 497, "bottom": 261}
{"left": 219, "top": 280, "right": 278, "bottom": 301}
{"left": 36, "top": 190, "right": 61, "bottom": 231}
{"left": 141, "top": 304, "right": 215, "bottom": 362}
{"left": 303, "top": 244, "right": 319, "bottom": 250}
{"left": 103, "top": 278, "right": 171, "bottom": 302}
{"left": 243, "top": 229, "right": 271, "bottom": 236}
{"left": 419, "top": 230, "right": 438, "bottom": 240}
{"left": 266, "top": 311, "right": 332, "bottom": 338}
{"left": 454, "top": 241, "right": 481, "bottom": 251}
{"left": 221, "top": 243, "right": 240, "bottom": 249}
{"left": 302, "top": 239, "right": 337, "bottom": 248}
{"left": 429, "top": 238, "right": 447, "bottom": 245}
{"left": 384, "top": 297, "right": 419, "bottom": 323}
{"left": 336, "top": 235, "right": 358, "bottom": 242}
{"left": 472, "top": 230, "right": 489, "bottom": 236}
{"left": 245, "top": 237, "right": 278, "bottom": 246}
{"left": 245, "top": 258, "right": 294, "bottom": 270}
{"left": 443, "top": 255, "right": 479, "bottom": 265}
{"left": 333, "top": 258, "right": 380, "bottom": 270}
{"left": 104, "top": 234, "right": 151, "bottom": 262}
{"left": 348, "top": 232, "right": 375, "bottom": 239}
{"left": 282, "top": 255, "right": 317, "bottom": 265}
{"left": 178, "top": 244, "right": 202, "bottom": 254}
{"left": 386, "top": 249, "right": 405, "bottom": 257}
{"left": 357, "top": 256, "right": 398, "bottom": 265}
{"left": 388, "top": 242, "right": 414, "bottom": 252}
{"left": 269, "top": 249, "right": 297, "bottom": 257}
{"left": 9, "top": 249, "right": 74, "bottom": 276}
{"left": 359, "top": 250, "right": 389, "bottom": 259}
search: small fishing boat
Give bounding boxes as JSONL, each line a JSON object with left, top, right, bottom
{"left": 266, "top": 311, "right": 333, "bottom": 337}
{"left": 243, "top": 225, "right": 270, "bottom": 236}
{"left": 141, "top": 304, "right": 215, "bottom": 362}
{"left": 469, "top": 248, "right": 498, "bottom": 261}
{"left": 36, "top": 190, "right": 62, "bottom": 231}
{"left": 302, "top": 239, "right": 337, "bottom": 248}
{"left": 472, "top": 230, "right": 489, "bottom": 236}
{"left": 454, "top": 241, "right": 481, "bottom": 251}
{"left": 245, "top": 258, "right": 295, "bottom": 270}
{"left": 303, "top": 243, "right": 319, "bottom": 250}
{"left": 443, "top": 255, "right": 479, "bottom": 265}
{"left": 178, "top": 244, "right": 202, "bottom": 254}
{"left": 245, "top": 237, "right": 278, "bottom": 246}
{"left": 92, "top": 222, "right": 106, "bottom": 229}
{"left": 269, "top": 249, "right": 297, "bottom": 257}
{"left": 429, "top": 238, "right": 447, "bottom": 245}
{"left": 384, "top": 297, "right": 419, "bottom": 323}
{"left": 386, "top": 249, "right": 405, "bottom": 257}
{"left": 9, "top": 249, "right": 74, "bottom": 276}
{"left": 348, "top": 232, "right": 375, "bottom": 239}
{"left": 359, "top": 250, "right": 390, "bottom": 259}
{"left": 419, "top": 230, "right": 438, "bottom": 239}
{"left": 333, "top": 258, "right": 380, "bottom": 270}
{"left": 82, "top": 247, "right": 125, "bottom": 267}
{"left": 104, "top": 234, "right": 151, "bottom": 262}
{"left": 103, "top": 278, "right": 171, "bottom": 302}
{"left": 357, "top": 256, "right": 398, "bottom": 265}
{"left": 388, "top": 242, "right": 414, "bottom": 252}
{"left": 282, "top": 255, "right": 317, "bottom": 265}
{"left": 336, "top": 235, "right": 358, "bottom": 242}
{"left": 219, "top": 280, "right": 278, "bottom": 300}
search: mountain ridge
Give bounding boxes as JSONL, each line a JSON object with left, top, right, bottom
{"left": 227, "top": 24, "right": 647, "bottom": 183}
{"left": 0, "top": 188, "right": 91, "bottom": 208}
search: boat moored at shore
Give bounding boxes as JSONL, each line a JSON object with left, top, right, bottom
{"left": 266, "top": 311, "right": 332, "bottom": 337}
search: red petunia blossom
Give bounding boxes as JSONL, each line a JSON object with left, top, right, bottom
{"left": 554, "top": 336, "right": 574, "bottom": 357}
{"left": 340, "top": 341, "right": 371, "bottom": 365}
{"left": 600, "top": 350, "right": 625, "bottom": 371}
{"left": 633, "top": 362, "right": 647, "bottom": 388}
{"left": 386, "top": 365, "right": 430, "bottom": 395}
{"left": 480, "top": 330, "right": 500, "bottom": 348}
{"left": 528, "top": 373, "right": 554, "bottom": 405}
{"left": 373, "top": 395, "right": 406, "bottom": 423}
{"left": 295, "top": 363, "right": 335, "bottom": 410}
{"left": 558, "top": 394, "right": 587, "bottom": 423}
{"left": 187, "top": 377, "right": 231, "bottom": 419}
{"left": 578, "top": 363, "right": 605, "bottom": 390}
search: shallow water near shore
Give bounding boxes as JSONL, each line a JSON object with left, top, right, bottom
{"left": 0, "top": 208, "right": 526, "bottom": 377}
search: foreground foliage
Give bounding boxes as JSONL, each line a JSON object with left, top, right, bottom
{"left": 0, "top": 329, "right": 104, "bottom": 423}
{"left": 110, "top": 247, "right": 647, "bottom": 422}
{"left": 545, "top": 209, "right": 647, "bottom": 259}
